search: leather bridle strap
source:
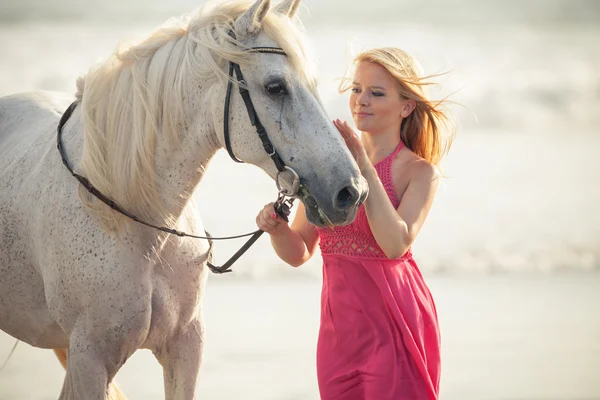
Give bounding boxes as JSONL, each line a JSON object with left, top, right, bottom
{"left": 223, "top": 45, "right": 287, "bottom": 172}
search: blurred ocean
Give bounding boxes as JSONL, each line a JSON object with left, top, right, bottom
{"left": 0, "top": 0, "right": 599, "bottom": 278}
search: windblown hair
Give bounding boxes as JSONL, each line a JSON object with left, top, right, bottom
{"left": 340, "top": 47, "right": 456, "bottom": 166}
{"left": 76, "top": 0, "right": 316, "bottom": 230}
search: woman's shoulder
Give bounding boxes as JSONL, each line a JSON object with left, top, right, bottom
{"left": 392, "top": 147, "right": 440, "bottom": 187}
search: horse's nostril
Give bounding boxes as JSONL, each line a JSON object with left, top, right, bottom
{"left": 335, "top": 186, "right": 359, "bottom": 209}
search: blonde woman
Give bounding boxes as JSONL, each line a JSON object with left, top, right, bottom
{"left": 256, "top": 47, "right": 455, "bottom": 399}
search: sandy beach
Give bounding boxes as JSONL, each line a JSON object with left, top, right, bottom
{"left": 1, "top": 272, "right": 599, "bottom": 400}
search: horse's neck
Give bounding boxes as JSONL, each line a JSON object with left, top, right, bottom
{"left": 153, "top": 96, "right": 218, "bottom": 228}
{"left": 68, "top": 92, "right": 219, "bottom": 235}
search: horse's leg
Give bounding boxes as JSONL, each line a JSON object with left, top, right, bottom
{"left": 155, "top": 318, "right": 204, "bottom": 400}
{"left": 54, "top": 348, "right": 127, "bottom": 400}
{"left": 58, "top": 329, "right": 132, "bottom": 400}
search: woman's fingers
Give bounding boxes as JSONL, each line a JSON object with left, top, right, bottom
{"left": 334, "top": 120, "right": 359, "bottom": 144}
{"left": 333, "top": 119, "right": 351, "bottom": 137}
{"left": 256, "top": 203, "right": 284, "bottom": 232}
{"left": 332, "top": 119, "right": 373, "bottom": 173}
{"left": 333, "top": 119, "right": 358, "bottom": 154}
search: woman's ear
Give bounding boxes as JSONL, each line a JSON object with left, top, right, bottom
{"left": 401, "top": 99, "right": 416, "bottom": 118}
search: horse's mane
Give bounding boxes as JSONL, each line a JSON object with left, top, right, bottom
{"left": 75, "top": 0, "right": 316, "bottom": 230}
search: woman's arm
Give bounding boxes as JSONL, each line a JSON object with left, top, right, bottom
{"left": 256, "top": 202, "right": 319, "bottom": 267}
{"left": 334, "top": 119, "right": 440, "bottom": 259}
{"left": 362, "top": 161, "right": 440, "bottom": 259}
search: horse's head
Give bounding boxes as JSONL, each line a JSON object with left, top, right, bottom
{"left": 195, "top": 0, "right": 368, "bottom": 227}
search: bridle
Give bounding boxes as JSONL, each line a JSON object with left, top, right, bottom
{"left": 221, "top": 42, "right": 301, "bottom": 207}
{"left": 56, "top": 39, "right": 299, "bottom": 275}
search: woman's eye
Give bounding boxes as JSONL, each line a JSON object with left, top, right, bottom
{"left": 372, "top": 91, "right": 384, "bottom": 97}
{"left": 351, "top": 88, "right": 360, "bottom": 93}
{"left": 266, "top": 83, "right": 288, "bottom": 95}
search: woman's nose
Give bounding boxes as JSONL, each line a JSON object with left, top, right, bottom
{"left": 357, "top": 92, "right": 369, "bottom": 106}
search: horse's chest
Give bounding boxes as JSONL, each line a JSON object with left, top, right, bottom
{"left": 145, "top": 247, "right": 208, "bottom": 343}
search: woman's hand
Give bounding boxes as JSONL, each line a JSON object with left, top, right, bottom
{"left": 256, "top": 202, "right": 289, "bottom": 235}
{"left": 333, "top": 119, "right": 373, "bottom": 174}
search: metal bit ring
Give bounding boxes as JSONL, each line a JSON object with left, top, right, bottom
{"left": 276, "top": 166, "right": 300, "bottom": 197}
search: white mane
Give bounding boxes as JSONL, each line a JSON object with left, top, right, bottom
{"left": 75, "top": 0, "right": 317, "bottom": 230}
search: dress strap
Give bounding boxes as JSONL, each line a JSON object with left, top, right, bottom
{"left": 387, "top": 141, "right": 404, "bottom": 172}
{"left": 374, "top": 141, "right": 405, "bottom": 169}
{"left": 374, "top": 140, "right": 404, "bottom": 208}
{"left": 392, "top": 141, "right": 405, "bottom": 157}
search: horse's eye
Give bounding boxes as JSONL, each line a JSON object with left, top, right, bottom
{"left": 266, "top": 82, "right": 288, "bottom": 95}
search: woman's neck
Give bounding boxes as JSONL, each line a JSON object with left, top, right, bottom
{"left": 361, "top": 129, "right": 402, "bottom": 165}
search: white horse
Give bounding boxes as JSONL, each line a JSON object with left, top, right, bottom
{"left": 0, "top": 0, "right": 368, "bottom": 398}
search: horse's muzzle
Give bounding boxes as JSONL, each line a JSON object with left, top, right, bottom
{"left": 299, "top": 177, "right": 368, "bottom": 228}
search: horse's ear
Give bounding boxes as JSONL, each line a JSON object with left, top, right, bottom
{"left": 274, "top": 0, "right": 301, "bottom": 19}
{"left": 234, "top": 0, "right": 271, "bottom": 37}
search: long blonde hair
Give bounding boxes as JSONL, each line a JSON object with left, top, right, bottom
{"left": 340, "top": 47, "right": 455, "bottom": 166}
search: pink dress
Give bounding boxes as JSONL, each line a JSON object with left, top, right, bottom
{"left": 315, "top": 142, "right": 441, "bottom": 400}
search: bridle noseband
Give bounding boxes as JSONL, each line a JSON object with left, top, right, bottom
{"left": 56, "top": 39, "right": 299, "bottom": 275}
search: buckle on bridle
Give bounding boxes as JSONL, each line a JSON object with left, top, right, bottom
{"left": 275, "top": 166, "right": 300, "bottom": 198}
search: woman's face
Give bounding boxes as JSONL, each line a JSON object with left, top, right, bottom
{"left": 349, "top": 61, "right": 411, "bottom": 136}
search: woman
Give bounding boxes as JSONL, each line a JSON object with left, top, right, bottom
{"left": 256, "top": 47, "right": 455, "bottom": 399}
